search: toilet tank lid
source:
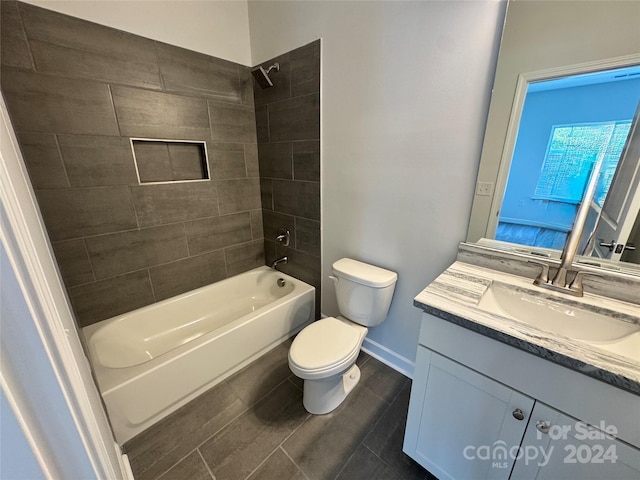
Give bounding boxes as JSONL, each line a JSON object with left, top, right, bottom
{"left": 332, "top": 258, "right": 398, "bottom": 288}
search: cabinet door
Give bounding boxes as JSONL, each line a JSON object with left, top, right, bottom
{"left": 404, "top": 347, "right": 534, "bottom": 480}
{"left": 511, "top": 401, "right": 640, "bottom": 479}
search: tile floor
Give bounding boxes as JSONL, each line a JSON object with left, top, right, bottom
{"left": 124, "top": 340, "right": 435, "bottom": 480}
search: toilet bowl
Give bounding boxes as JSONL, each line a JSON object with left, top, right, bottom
{"left": 289, "top": 258, "right": 397, "bottom": 414}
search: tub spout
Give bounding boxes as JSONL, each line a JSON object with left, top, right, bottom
{"left": 271, "top": 256, "right": 288, "bottom": 269}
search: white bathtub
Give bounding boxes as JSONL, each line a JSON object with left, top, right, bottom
{"left": 82, "top": 266, "right": 315, "bottom": 444}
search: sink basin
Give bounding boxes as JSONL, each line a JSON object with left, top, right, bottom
{"left": 478, "top": 282, "right": 640, "bottom": 344}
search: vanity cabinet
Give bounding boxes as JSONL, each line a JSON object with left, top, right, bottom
{"left": 404, "top": 313, "right": 640, "bottom": 480}
{"left": 405, "top": 347, "right": 534, "bottom": 480}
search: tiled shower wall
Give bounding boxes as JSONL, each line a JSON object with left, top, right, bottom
{"left": 254, "top": 41, "right": 321, "bottom": 316}
{"left": 1, "top": 1, "right": 264, "bottom": 327}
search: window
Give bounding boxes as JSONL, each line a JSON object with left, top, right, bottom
{"left": 534, "top": 121, "right": 631, "bottom": 205}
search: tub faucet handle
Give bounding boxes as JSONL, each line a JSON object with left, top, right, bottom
{"left": 276, "top": 230, "right": 290, "bottom": 247}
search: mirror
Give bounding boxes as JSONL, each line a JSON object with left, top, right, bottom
{"left": 467, "top": 0, "right": 640, "bottom": 272}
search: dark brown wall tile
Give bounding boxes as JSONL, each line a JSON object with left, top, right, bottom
{"left": 209, "top": 101, "right": 257, "bottom": 143}
{"left": 149, "top": 250, "right": 226, "bottom": 301}
{"left": 208, "top": 143, "right": 247, "bottom": 180}
{"left": 255, "top": 105, "right": 269, "bottom": 143}
{"left": 37, "top": 186, "right": 138, "bottom": 241}
{"left": 19, "top": 1, "right": 160, "bottom": 89}
{"left": 258, "top": 142, "right": 293, "bottom": 179}
{"left": 260, "top": 178, "right": 274, "bottom": 211}
{"left": 268, "top": 94, "right": 320, "bottom": 142}
{"left": 1, "top": 69, "right": 119, "bottom": 135}
{"left": 131, "top": 181, "right": 218, "bottom": 227}
{"left": 29, "top": 39, "right": 161, "bottom": 90}
{"left": 292, "top": 140, "right": 320, "bottom": 182}
{"left": 1, "top": 1, "right": 34, "bottom": 69}
{"left": 52, "top": 239, "right": 95, "bottom": 287}
{"left": 272, "top": 180, "right": 320, "bottom": 220}
{"left": 290, "top": 41, "right": 321, "bottom": 98}
{"left": 225, "top": 240, "right": 266, "bottom": 276}
{"left": 239, "top": 67, "right": 255, "bottom": 107}
{"left": 112, "top": 85, "right": 211, "bottom": 140}
{"left": 58, "top": 135, "right": 138, "bottom": 187}
{"left": 295, "top": 217, "right": 321, "bottom": 257}
{"left": 216, "top": 178, "right": 261, "bottom": 215}
{"left": 185, "top": 212, "right": 252, "bottom": 255}
{"left": 70, "top": 270, "right": 155, "bottom": 326}
{"left": 17, "top": 133, "right": 69, "bottom": 189}
{"left": 85, "top": 224, "right": 189, "bottom": 280}
{"left": 1, "top": 4, "right": 270, "bottom": 323}
{"left": 156, "top": 42, "right": 241, "bottom": 102}
{"left": 244, "top": 144, "right": 259, "bottom": 178}
{"left": 250, "top": 210, "right": 264, "bottom": 240}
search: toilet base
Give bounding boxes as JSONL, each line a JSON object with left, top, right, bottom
{"left": 302, "top": 364, "right": 361, "bottom": 414}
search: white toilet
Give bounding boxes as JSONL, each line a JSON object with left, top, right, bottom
{"left": 288, "top": 258, "right": 398, "bottom": 414}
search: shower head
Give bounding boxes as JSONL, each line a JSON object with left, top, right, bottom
{"left": 251, "top": 62, "right": 280, "bottom": 89}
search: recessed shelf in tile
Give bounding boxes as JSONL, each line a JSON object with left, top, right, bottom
{"left": 131, "top": 138, "right": 209, "bottom": 184}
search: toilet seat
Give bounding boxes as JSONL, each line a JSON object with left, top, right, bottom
{"left": 289, "top": 317, "right": 367, "bottom": 380}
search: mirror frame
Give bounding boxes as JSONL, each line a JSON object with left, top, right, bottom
{"left": 467, "top": 0, "right": 640, "bottom": 273}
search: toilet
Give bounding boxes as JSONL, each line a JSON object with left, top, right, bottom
{"left": 288, "top": 258, "right": 398, "bottom": 414}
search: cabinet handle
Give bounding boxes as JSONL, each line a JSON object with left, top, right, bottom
{"left": 512, "top": 408, "right": 525, "bottom": 421}
{"left": 536, "top": 421, "right": 550, "bottom": 434}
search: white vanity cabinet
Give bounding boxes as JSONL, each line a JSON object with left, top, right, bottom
{"left": 403, "top": 313, "right": 640, "bottom": 480}
{"left": 404, "top": 346, "right": 534, "bottom": 480}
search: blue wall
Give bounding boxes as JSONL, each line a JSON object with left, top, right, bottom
{"left": 500, "top": 79, "right": 640, "bottom": 235}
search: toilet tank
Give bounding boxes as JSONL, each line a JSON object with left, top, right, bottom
{"left": 332, "top": 258, "right": 398, "bottom": 327}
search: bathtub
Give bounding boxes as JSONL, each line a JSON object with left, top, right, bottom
{"left": 82, "top": 266, "right": 315, "bottom": 444}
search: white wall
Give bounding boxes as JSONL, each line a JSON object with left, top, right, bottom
{"left": 249, "top": 1, "right": 507, "bottom": 372}
{"left": 22, "top": 0, "right": 252, "bottom": 65}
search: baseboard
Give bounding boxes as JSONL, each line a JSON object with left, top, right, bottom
{"left": 362, "top": 337, "right": 415, "bottom": 379}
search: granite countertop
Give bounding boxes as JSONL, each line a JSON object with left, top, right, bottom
{"left": 414, "top": 261, "right": 640, "bottom": 395}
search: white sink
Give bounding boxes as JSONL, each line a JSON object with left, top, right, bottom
{"left": 478, "top": 281, "right": 640, "bottom": 344}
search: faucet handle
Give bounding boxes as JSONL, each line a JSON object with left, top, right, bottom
{"left": 528, "top": 260, "right": 550, "bottom": 285}
{"left": 276, "top": 230, "right": 290, "bottom": 247}
{"left": 569, "top": 271, "right": 604, "bottom": 294}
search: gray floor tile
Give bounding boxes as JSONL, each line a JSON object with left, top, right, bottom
{"left": 364, "top": 382, "right": 428, "bottom": 480}
{"left": 336, "top": 445, "right": 402, "bottom": 480}
{"left": 199, "top": 380, "right": 308, "bottom": 480}
{"left": 226, "top": 340, "right": 293, "bottom": 407}
{"left": 247, "top": 448, "right": 307, "bottom": 480}
{"left": 360, "top": 355, "right": 410, "bottom": 404}
{"left": 282, "top": 382, "right": 389, "bottom": 480}
{"left": 125, "top": 381, "right": 246, "bottom": 480}
{"left": 156, "top": 450, "right": 214, "bottom": 480}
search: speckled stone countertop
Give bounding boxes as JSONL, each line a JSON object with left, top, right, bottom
{"left": 414, "top": 261, "right": 640, "bottom": 396}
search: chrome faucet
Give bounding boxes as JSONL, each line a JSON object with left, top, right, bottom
{"left": 530, "top": 156, "right": 605, "bottom": 296}
{"left": 271, "top": 256, "right": 288, "bottom": 269}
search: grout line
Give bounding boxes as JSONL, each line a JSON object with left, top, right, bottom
{"left": 197, "top": 448, "right": 217, "bottom": 480}
{"left": 52, "top": 134, "right": 73, "bottom": 189}
{"left": 147, "top": 268, "right": 157, "bottom": 302}
{"left": 280, "top": 445, "right": 311, "bottom": 480}
{"left": 81, "top": 238, "right": 97, "bottom": 283}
